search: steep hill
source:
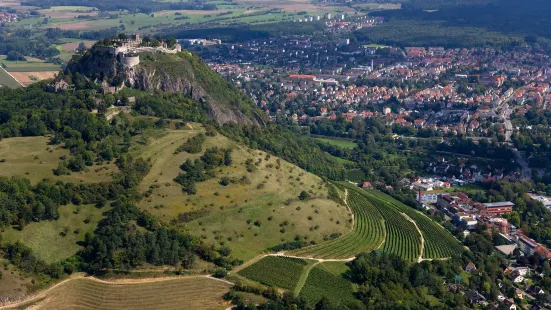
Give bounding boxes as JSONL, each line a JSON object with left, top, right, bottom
{"left": 66, "top": 49, "right": 264, "bottom": 126}
{"left": 132, "top": 125, "right": 352, "bottom": 261}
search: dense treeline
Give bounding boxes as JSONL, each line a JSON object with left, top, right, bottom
{"left": 21, "top": 0, "right": 217, "bottom": 13}
{"left": 359, "top": 0, "right": 551, "bottom": 50}
{"left": 45, "top": 27, "right": 120, "bottom": 41}
{"left": 0, "top": 153, "right": 148, "bottom": 229}
{"left": 354, "top": 20, "right": 523, "bottom": 49}
{"left": 307, "top": 116, "right": 516, "bottom": 187}
{"left": 220, "top": 124, "right": 347, "bottom": 180}
{"left": 0, "top": 28, "right": 60, "bottom": 61}
{"left": 176, "top": 133, "right": 206, "bottom": 154}
{"left": 80, "top": 201, "right": 189, "bottom": 273}
{"left": 402, "top": 0, "right": 496, "bottom": 10}
{"left": 166, "top": 22, "right": 325, "bottom": 43}
{"left": 1, "top": 242, "right": 71, "bottom": 282}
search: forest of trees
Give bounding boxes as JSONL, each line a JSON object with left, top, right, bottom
{"left": 0, "top": 28, "right": 60, "bottom": 61}
{"left": 356, "top": 0, "right": 551, "bottom": 50}
{"left": 167, "top": 22, "right": 325, "bottom": 43}
{"left": 220, "top": 124, "right": 347, "bottom": 180}
{"left": 174, "top": 147, "right": 233, "bottom": 194}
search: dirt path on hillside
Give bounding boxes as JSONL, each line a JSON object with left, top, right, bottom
{"left": 402, "top": 212, "right": 424, "bottom": 262}
{"left": 0, "top": 274, "right": 86, "bottom": 309}
{"left": 343, "top": 189, "right": 355, "bottom": 228}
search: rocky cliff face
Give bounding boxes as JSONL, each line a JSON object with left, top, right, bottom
{"left": 67, "top": 50, "right": 263, "bottom": 126}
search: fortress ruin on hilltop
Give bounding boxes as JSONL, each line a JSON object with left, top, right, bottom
{"left": 92, "top": 34, "right": 182, "bottom": 68}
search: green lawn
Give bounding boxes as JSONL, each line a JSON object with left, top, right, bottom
{"left": 329, "top": 154, "right": 354, "bottom": 165}
{"left": 0, "top": 67, "right": 21, "bottom": 89}
{"left": 2, "top": 204, "right": 108, "bottom": 263}
{"left": 314, "top": 137, "right": 358, "bottom": 149}
{"left": 0, "top": 55, "right": 61, "bottom": 72}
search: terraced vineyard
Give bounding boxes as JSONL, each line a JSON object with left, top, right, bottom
{"left": 299, "top": 265, "right": 356, "bottom": 306}
{"left": 289, "top": 183, "right": 462, "bottom": 261}
{"left": 12, "top": 277, "right": 231, "bottom": 310}
{"left": 238, "top": 256, "right": 312, "bottom": 290}
{"left": 290, "top": 188, "right": 385, "bottom": 259}
{"left": 366, "top": 189, "right": 464, "bottom": 259}
{"left": 369, "top": 196, "right": 421, "bottom": 261}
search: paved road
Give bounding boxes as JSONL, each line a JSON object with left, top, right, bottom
{"left": 512, "top": 147, "right": 531, "bottom": 180}
{"left": 501, "top": 103, "right": 531, "bottom": 179}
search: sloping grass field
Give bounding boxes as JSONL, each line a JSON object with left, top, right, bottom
{"left": 290, "top": 187, "right": 385, "bottom": 259}
{"left": 0, "top": 67, "right": 21, "bottom": 89}
{"left": 0, "top": 136, "right": 118, "bottom": 184}
{"left": 2, "top": 204, "right": 108, "bottom": 263}
{"left": 134, "top": 127, "right": 351, "bottom": 261}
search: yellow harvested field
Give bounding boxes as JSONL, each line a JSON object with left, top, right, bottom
{"left": 52, "top": 21, "right": 108, "bottom": 30}
{"left": 4, "top": 276, "right": 232, "bottom": 310}
{"left": 10, "top": 71, "right": 58, "bottom": 86}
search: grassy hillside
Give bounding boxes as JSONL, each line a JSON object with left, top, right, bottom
{"left": 133, "top": 126, "right": 351, "bottom": 261}
{"left": 2, "top": 204, "right": 107, "bottom": 263}
{"left": 0, "top": 136, "right": 118, "bottom": 184}
{"left": 9, "top": 276, "right": 232, "bottom": 310}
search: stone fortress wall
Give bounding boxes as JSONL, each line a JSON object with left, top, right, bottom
{"left": 92, "top": 34, "right": 182, "bottom": 68}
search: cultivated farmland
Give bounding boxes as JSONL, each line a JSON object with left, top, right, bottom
{"left": 366, "top": 189, "right": 464, "bottom": 259}
{"left": 299, "top": 265, "right": 355, "bottom": 306}
{"left": 238, "top": 256, "right": 312, "bottom": 290}
{"left": 290, "top": 183, "right": 462, "bottom": 261}
{"left": 0, "top": 67, "right": 21, "bottom": 89}
{"left": 290, "top": 188, "right": 385, "bottom": 259}
{"left": 8, "top": 276, "right": 231, "bottom": 310}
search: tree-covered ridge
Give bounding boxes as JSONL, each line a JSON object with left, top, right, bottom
{"left": 136, "top": 52, "right": 265, "bottom": 125}
{"left": 220, "top": 124, "right": 347, "bottom": 180}
{"left": 358, "top": 0, "right": 551, "bottom": 50}
{"left": 402, "top": 0, "right": 497, "bottom": 10}
{"left": 167, "top": 22, "right": 326, "bottom": 43}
